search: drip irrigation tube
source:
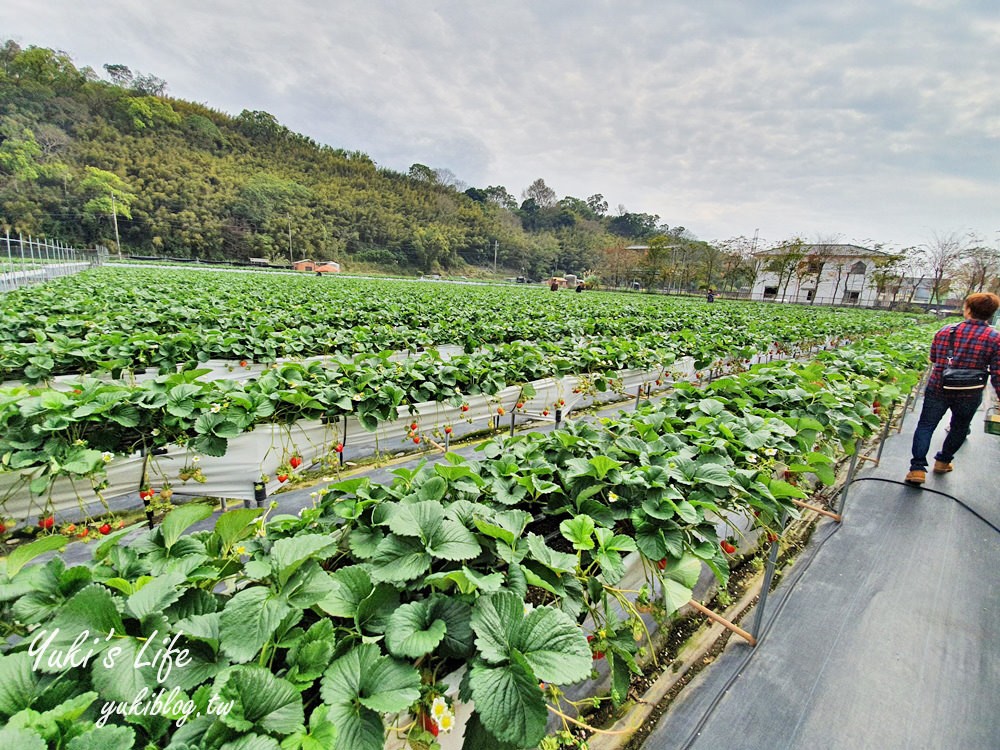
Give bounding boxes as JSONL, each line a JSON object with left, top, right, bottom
{"left": 675, "top": 473, "right": 1000, "bottom": 750}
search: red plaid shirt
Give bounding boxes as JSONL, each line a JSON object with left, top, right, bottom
{"left": 927, "top": 319, "right": 1000, "bottom": 399}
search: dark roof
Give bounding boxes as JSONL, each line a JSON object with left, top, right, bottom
{"left": 754, "top": 243, "right": 889, "bottom": 258}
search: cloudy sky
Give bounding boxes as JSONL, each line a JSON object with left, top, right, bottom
{"left": 2, "top": 0, "right": 998, "bottom": 249}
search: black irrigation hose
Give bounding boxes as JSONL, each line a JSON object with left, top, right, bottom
{"left": 851, "top": 476, "right": 1000, "bottom": 535}
{"left": 676, "top": 473, "right": 1000, "bottom": 750}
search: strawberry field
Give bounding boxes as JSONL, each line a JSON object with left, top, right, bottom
{"left": 0, "top": 266, "right": 936, "bottom": 750}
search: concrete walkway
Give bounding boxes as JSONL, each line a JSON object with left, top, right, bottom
{"left": 642, "top": 394, "right": 1000, "bottom": 750}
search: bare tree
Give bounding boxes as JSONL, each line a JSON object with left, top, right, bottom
{"left": 522, "top": 178, "right": 556, "bottom": 208}
{"left": 763, "top": 237, "right": 806, "bottom": 301}
{"left": 434, "top": 167, "right": 467, "bottom": 192}
{"left": 716, "top": 235, "right": 764, "bottom": 293}
{"left": 919, "top": 231, "right": 969, "bottom": 310}
{"left": 953, "top": 243, "right": 1000, "bottom": 296}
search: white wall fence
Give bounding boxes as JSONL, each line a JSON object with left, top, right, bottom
{"left": 0, "top": 232, "right": 108, "bottom": 292}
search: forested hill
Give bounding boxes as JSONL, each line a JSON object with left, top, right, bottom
{"left": 0, "top": 40, "right": 695, "bottom": 277}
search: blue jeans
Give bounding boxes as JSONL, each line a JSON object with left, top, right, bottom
{"left": 909, "top": 390, "right": 982, "bottom": 471}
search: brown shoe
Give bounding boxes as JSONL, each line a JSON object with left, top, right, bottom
{"left": 904, "top": 470, "right": 926, "bottom": 485}
{"left": 933, "top": 460, "right": 953, "bottom": 474}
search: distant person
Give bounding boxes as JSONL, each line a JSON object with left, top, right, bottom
{"left": 550, "top": 280, "right": 559, "bottom": 292}
{"left": 576, "top": 282, "right": 585, "bottom": 293}
{"left": 906, "top": 292, "right": 1000, "bottom": 484}
{"left": 706, "top": 288, "right": 715, "bottom": 303}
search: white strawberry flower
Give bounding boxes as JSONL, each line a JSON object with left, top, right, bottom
{"left": 210, "top": 403, "right": 222, "bottom": 413}
{"left": 608, "top": 491, "right": 619, "bottom": 503}
{"left": 431, "top": 696, "right": 449, "bottom": 719}
{"left": 430, "top": 696, "right": 454, "bottom": 733}
{"left": 101, "top": 451, "right": 114, "bottom": 463}
{"left": 745, "top": 453, "right": 759, "bottom": 463}
{"left": 436, "top": 710, "right": 455, "bottom": 733}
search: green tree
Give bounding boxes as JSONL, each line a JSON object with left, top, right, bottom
{"left": 408, "top": 163, "right": 438, "bottom": 184}
{"left": 607, "top": 211, "right": 661, "bottom": 239}
{"left": 587, "top": 193, "right": 608, "bottom": 216}
{"left": 78, "top": 166, "right": 134, "bottom": 252}
{"left": 412, "top": 225, "right": 453, "bottom": 273}
{"left": 103, "top": 63, "right": 133, "bottom": 87}
{"left": 232, "top": 173, "right": 309, "bottom": 226}
{"left": 639, "top": 235, "right": 673, "bottom": 290}
{"left": 119, "top": 96, "right": 181, "bottom": 131}
{"left": 484, "top": 185, "right": 517, "bottom": 210}
{"left": 0, "top": 126, "right": 42, "bottom": 187}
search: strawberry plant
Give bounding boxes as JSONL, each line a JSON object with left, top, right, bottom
{"left": 0, "top": 322, "right": 932, "bottom": 748}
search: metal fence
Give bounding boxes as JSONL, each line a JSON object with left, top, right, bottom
{"left": 0, "top": 232, "right": 108, "bottom": 293}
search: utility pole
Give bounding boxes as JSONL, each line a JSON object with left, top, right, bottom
{"left": 493, "top": 240, "right": 498, "bottom": 274}
{"left": 110, "top": 190, "right": 122, "bottom": 260}
{"left": 287, "top": 214, "right": 293, "bottom": 264}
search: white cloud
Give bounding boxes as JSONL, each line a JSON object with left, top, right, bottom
{"left": 1, "top": 0, "right": 997, "bottom": 248}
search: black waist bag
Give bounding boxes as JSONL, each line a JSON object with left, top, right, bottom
{"left": 942, "top": 367, "right": 988, "bottom": 390}
{"left": 942, "top": 325, "right": 988, "bottom": 391}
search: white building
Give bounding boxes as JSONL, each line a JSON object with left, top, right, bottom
{"left": 750, "top": 244, "right": 889, "bottom": 307}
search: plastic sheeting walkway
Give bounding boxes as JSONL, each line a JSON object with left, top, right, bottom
{"left": 644, "top": 394, "right": 1000, "bottom": 750}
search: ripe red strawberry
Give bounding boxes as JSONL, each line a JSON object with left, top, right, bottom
{"left": 516, "top": 401, "right": 524, "bottom": 409}
{"left": 657, "top": 558, "right": 668, "bottom": 570}
{"left": 587, "top": 635, "right": 605, "bottom": 660}
{"left": 421, "top": 713, "right": 439, "bottom": 737}
{"left": 79, "top": 527, "right": 89, "bottom": 537}
{"left": 289, "top": 456, "right": 302, "bottom": 469}
{"left": 767, "top": 532, "right": 779, "bottom": 543}
{"left": 558, "top": 399, "right": 565, "bottom": 406}
{"left": 542, "top": 409, "right": 549, "bottom": 416}
{"left": 497, "top": 406, "right": 505, "bottom": 416}
{"left": 721, "top": 540, "right": 736, "bottom": 554}
{"left": 410, "top": 422, "right": 419, "bottom": 431}
{"left": 336, "top": 443, "right": 344, "bottom": 453}
{"left": 277, "top": 473, "right": 288, "bottom": 483}
{"left": 99, "top": 523, "right": 111, "bottom": 535}
{"left": 240, "top": 360, "right": 248, "bottom": 367}
{"left": 413, "top": 436, "right": 421, "bottom": 444}
{"left": 460, "top": 404, "right": 469, "bottom": 412}
{"left": 0, "top": 522, "right": 6, "bottom": 534}
{"left": 39, "top": 516, "right": 54, "bottom": 530}
{"left": 444, "top": 426, "right": 452, "bottom": 434}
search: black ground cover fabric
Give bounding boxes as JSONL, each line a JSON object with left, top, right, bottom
{"left": 644, "top": 396, "right": 1000, "bottom": 750}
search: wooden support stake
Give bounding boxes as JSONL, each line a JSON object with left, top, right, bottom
{"left": 687, "top": 599, "right": 756, "bottom": 646}
{"left": 857, "top": 454, "right": 879, "bottom": 465}
{"left": 791, "top": 498, "right": 842, "bottom": 522}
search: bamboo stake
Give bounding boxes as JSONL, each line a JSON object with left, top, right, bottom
{"left": 687, "top": 599, "right": 757, "bottom": 646}
{"left": 791, "top": 498, "right": 842, "bottom": 522}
